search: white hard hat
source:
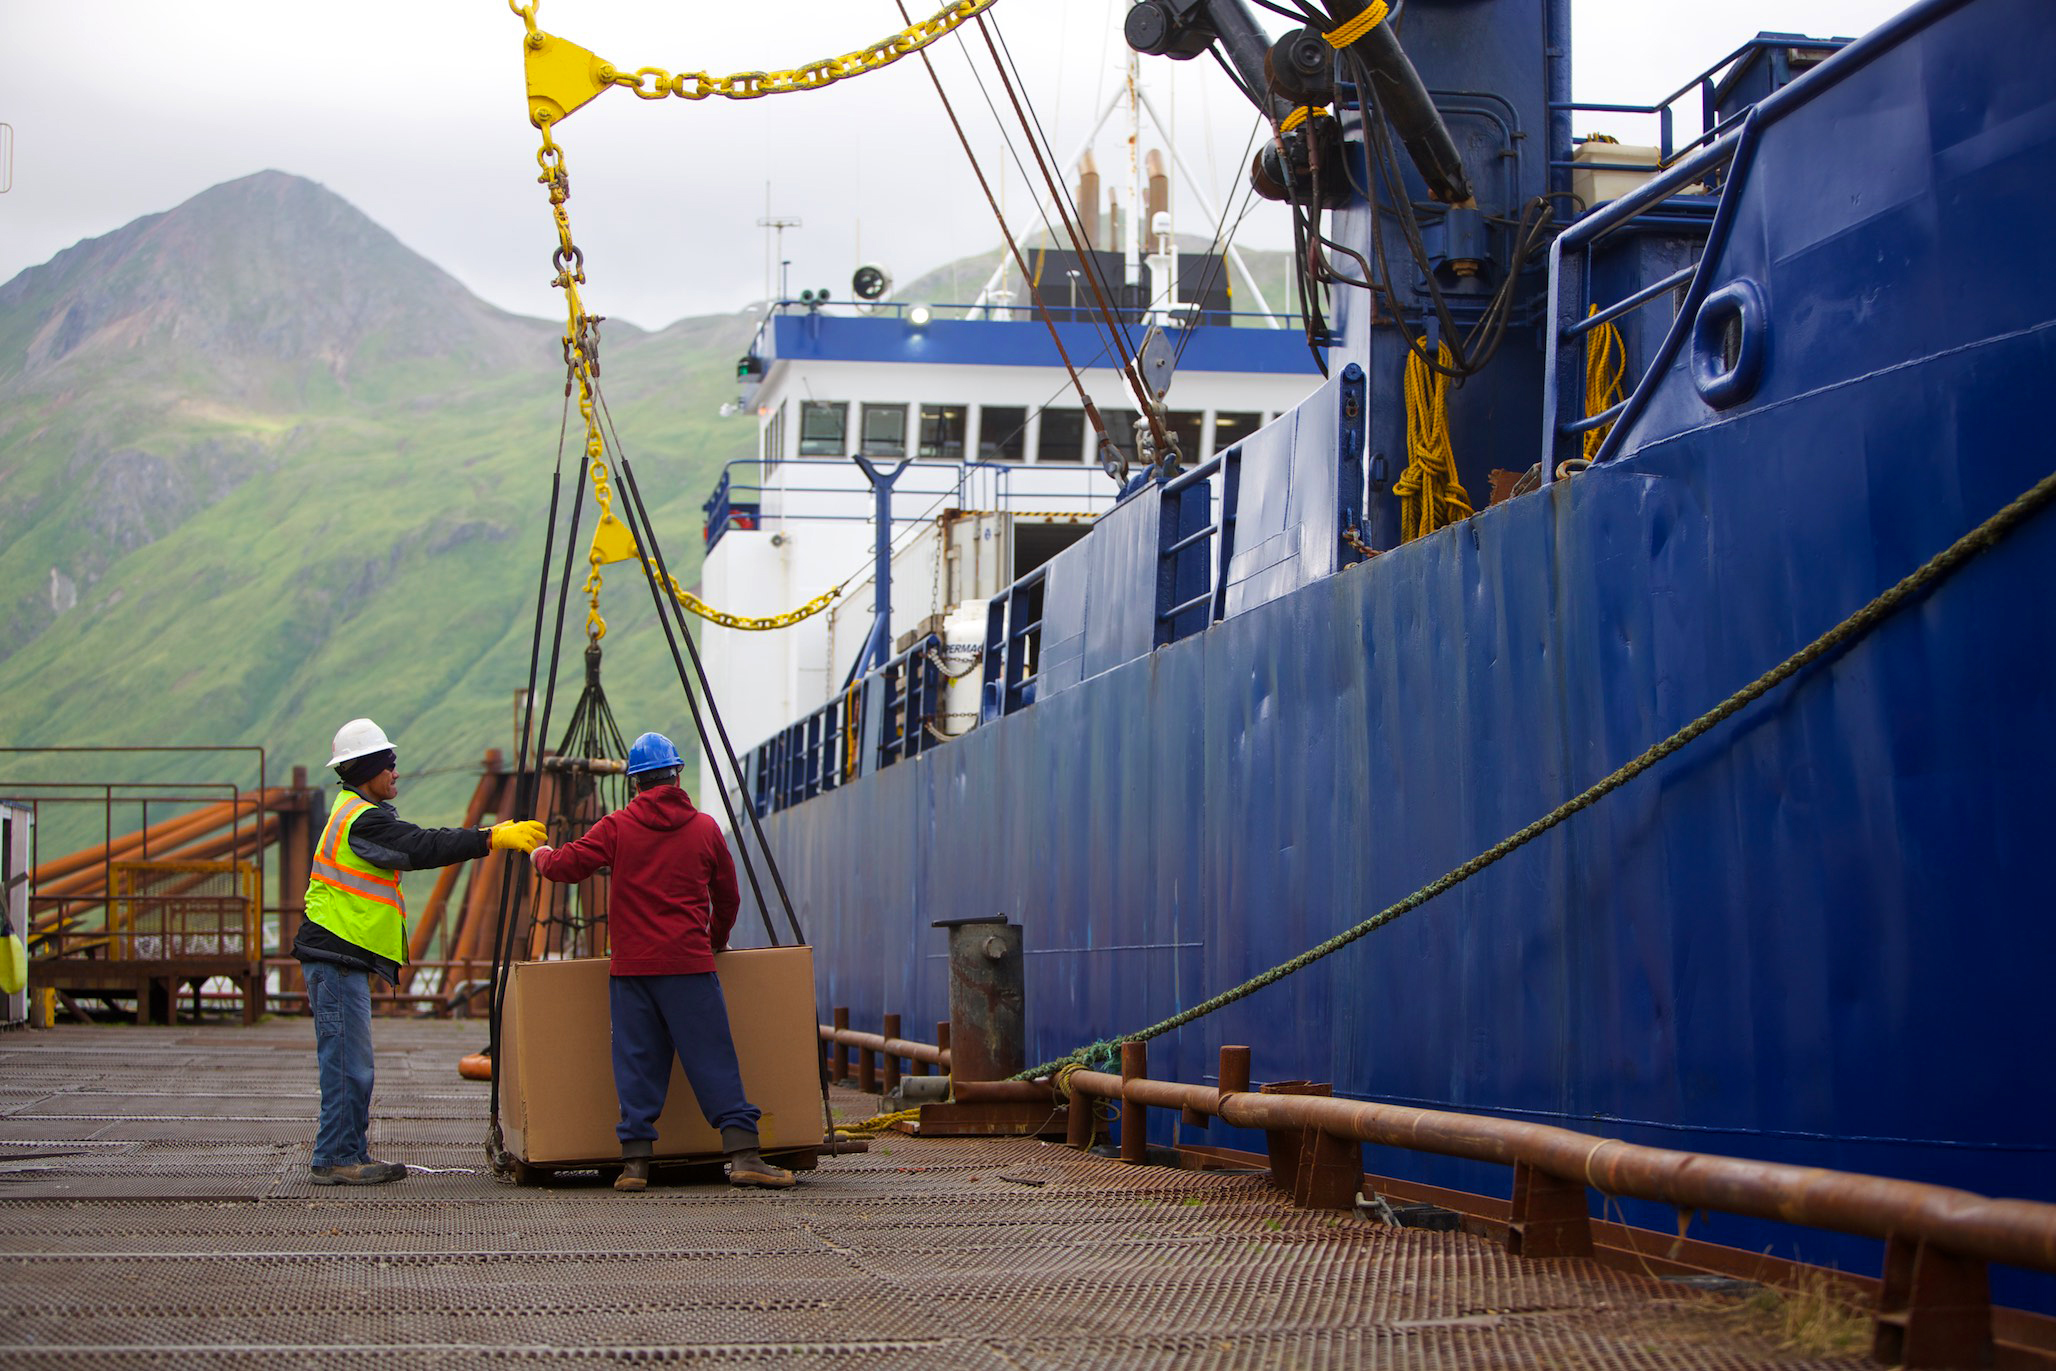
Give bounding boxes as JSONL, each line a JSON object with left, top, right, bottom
{"left": 328, "top": 717, "right": 395, "bottom": 768}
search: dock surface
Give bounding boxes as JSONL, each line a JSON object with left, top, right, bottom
{"left": 0, "top": 1019, "right": 1862, "bottom": 1367}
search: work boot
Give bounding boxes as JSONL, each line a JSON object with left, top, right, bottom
{"left": 727, "top": 1148, "right": 796, "bottom": 1189}
{"left": 311, "top": 1159, "right": 407, "bottom": 1186}
{"left": 615, "top": 1139, "right": 653, "bottom": 1193}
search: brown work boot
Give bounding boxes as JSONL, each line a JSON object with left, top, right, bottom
{"left": 311, "top": 1159, "right": 407, "bottom": 1186}
{"left": 727, "top": 1148, "right": 796, "bottom": 1189}
{"left": 615, "top": 1139, "right": 653, "bottom": 1193}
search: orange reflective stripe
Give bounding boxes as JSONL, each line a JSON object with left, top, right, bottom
{"left": 312, "top": 850, "right": 399, "bottom": 892}
{"left": 309, "top": 870, "right": 405, "bottom": 912}
{"left": 311, "top": 855, "right": 400, "bottom": 895}
{"left": 312, "top": 796, "right": 405, "bottom": 912}
{"left": 318, "top": 798, "right": 373, "bottom": 863}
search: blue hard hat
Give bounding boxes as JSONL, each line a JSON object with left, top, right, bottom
{"left": 625, "top": 731, "right": 683, "bottom": 776}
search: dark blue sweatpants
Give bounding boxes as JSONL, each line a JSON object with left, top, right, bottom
{"left": 609, "top": 973, "right": 761, "bottom": 1147}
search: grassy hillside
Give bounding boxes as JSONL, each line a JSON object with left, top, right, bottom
{"left": 0, "top": 173, "right": 1306, "bottom": 859}
{"left": 0, "top": 173, "right": 761, "bottom": 845}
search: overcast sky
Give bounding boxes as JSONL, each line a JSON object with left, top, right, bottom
{"left": 1, "top": 0, "right": 1907, "bottom": 331}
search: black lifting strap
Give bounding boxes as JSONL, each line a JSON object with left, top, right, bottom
{"left": 607, "top": 458, "right": 833, "bottom": 1153}
{"left": 536, "top": 641, "right": 627, "bottom": 941}
{"left": 614, "top": 456, "right": 807, "bottom": 948}
{"left": 606, "top": 457, "right": 793, "bottom": 948}
{"left": 487, "top": 460, "right": 586, "bottom": 1170}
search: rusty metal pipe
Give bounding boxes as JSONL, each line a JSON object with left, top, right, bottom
{"left": 1063, "top": 1069, "right": 2056, "bottom": 1274}
{"left": 816, "top": 1024, "right": 950, "bottom": 1068}
{"left": 948, "top": 1080, "right": 1055, "bottom": 1104}
{"left": 34, "top": 795, "right": 276, "bottom": 891}
{"left": 1122, "top": 1076, "right": 1218, "bottom": 1114}
{"left": 539, "top": 756, "right": 625, "bottom": 774}
{"left": 881, "top": 1013, "right": 902, "bottom": 1095}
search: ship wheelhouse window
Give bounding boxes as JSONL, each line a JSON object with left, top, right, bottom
{"left": 980, "top": 407, "right": 1027, "bottom": 462}
{"left": 861, "top": 404, "right": 907, "bottom": 457}
{"left": 919, "top": 404, "right": 967, "bottom": 460}
{"left": 1037, "top": 408, "right": 1085, "bottom": 462}
{"left": 1168, "top": 411, "right": 1205, "bottom": 463}
{"left": 799, "top": 401, "right": 848, "bottom": 457}
{"left": 1213, "top": 411, "right": 1261, "bottom": 450}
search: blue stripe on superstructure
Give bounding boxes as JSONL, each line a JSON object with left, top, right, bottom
{"left": 765, "top": 314, "right": 1319, "bottom": 374}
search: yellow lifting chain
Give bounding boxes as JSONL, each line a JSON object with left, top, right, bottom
{"left": 517, "top": 4, "right": 846, "bottom": 638}
{"left": 511, "top": 0, "right": 1000, "bottom": 126}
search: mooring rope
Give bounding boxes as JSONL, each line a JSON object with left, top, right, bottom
{"left": 1025, "top": 467, "right": 2056, "bottom": 1082}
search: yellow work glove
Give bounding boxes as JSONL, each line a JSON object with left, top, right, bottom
{"left": 488, "top": 819, "right": 548, "bottom": 854}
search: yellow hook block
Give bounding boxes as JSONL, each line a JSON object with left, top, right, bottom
{"left": 525, "top": 28, "right": 615, "bottom": 127}
{"left": 588, "top": 510, "right": 639, "bottom": 566}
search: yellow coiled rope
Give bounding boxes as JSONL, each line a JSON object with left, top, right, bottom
{"left": 1583, "top": 304, "right": 1626, "bottom": 459}
{"left": 1279, "top": 4, "right": 1389, "bottom": 132}
{"left": 834, "top": 1107, "right": 921, "bottom": 1139}
{"left": 1395, "top": 340, "right": 1474, "bottom": 542}
{"left": 1324, "top": 1, "right": 1389, "bottom": 48}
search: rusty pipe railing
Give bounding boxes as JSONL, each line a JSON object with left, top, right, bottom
{"left": 1061, "top": 1064, "right": 2056, "bottom": 1277}
{"left": 818, "top": 1023, "right": 952, "bottom": 1070}
{"left": 808, "top": 1016, "right": 2056, "bottom": 1279}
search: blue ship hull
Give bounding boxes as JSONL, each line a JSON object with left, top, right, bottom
{"left": 729, "top": 0, "right": 2055, "bottom": 1305}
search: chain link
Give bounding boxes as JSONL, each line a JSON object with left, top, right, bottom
{"left": 522, "top": 2, "right": 896, "bottom": 640}
{"left": 578, "top": 0, "right": 1000, "bottom": 104}
{"left": 669, "top": 577, "right": 841, "bottom": 632}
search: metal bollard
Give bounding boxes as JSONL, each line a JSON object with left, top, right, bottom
{"left": 1218, "top": 1045, "right": 1251, "bottom": 1095}
{"left": 933, "top": 915, "right": 1023, "bottom": 1083}
{"left": 1121, "top": 1040, "right": 1149, "bottom": 1164}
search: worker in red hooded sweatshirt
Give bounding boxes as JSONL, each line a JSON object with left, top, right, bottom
{"left": 528, "top": 731, "right": 794, "bottom": 1193}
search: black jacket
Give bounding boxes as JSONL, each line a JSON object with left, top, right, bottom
{"left": 291, "top": 787, "right": 492, "bottom": 983}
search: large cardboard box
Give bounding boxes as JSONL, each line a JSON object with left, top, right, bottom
{"left": 498, "top": 947, "right": 820, "bottom": 1165}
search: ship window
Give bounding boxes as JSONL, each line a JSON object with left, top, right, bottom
{"left": 1213, "top": 411, "right": 1261, "bottom": 450}
{"left": 762, "top": 401, "right": 786, "bottom": 468}
{"left": 1168, "top": 410, "right": 1205, "bottom": 463}
{"left": 1036, "top": 408, "right": 1085, "bottom": 462}
{"left": 919, "top": 404, "right": 967, "bottom": 460}
{"left": 980, "top": 407, "right": 1027, "bottom": 462}
{"left": 798, "top": 401, "right": 847, "bottom": 457}
{"left": 861, "top": 404, "right": 907, "bottom": 457}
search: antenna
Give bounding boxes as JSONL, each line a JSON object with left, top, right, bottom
{"left": 757, "top": 185, "right": 801, "bottom": 304}
{"left": 0, "top": 124, "right": 13, "bottom": 194}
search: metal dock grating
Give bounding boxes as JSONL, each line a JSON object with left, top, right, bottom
{"left": 0, "top": 1019, "right": 1864, "bottom": 1367}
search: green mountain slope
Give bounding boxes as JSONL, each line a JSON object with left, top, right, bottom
{"left": 0, "top": 173, "right": 1305, "bottom": 856}
{"left": 0, "top": 172, "right": 761, "bottom": 841}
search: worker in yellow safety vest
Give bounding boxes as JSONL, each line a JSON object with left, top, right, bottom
{"left": 292, "top": 717, "right": 545, "bottom": 1186}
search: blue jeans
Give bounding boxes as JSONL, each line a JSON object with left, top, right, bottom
{"left": 610, "top": 973, "right": 761, "bottom": 1146}
{"left": 304, "top": 959, "right": 375, "bottom": 1167}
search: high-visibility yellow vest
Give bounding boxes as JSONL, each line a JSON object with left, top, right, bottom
{"left": 303, "top": 791, "right": 406, "bottom": 964}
